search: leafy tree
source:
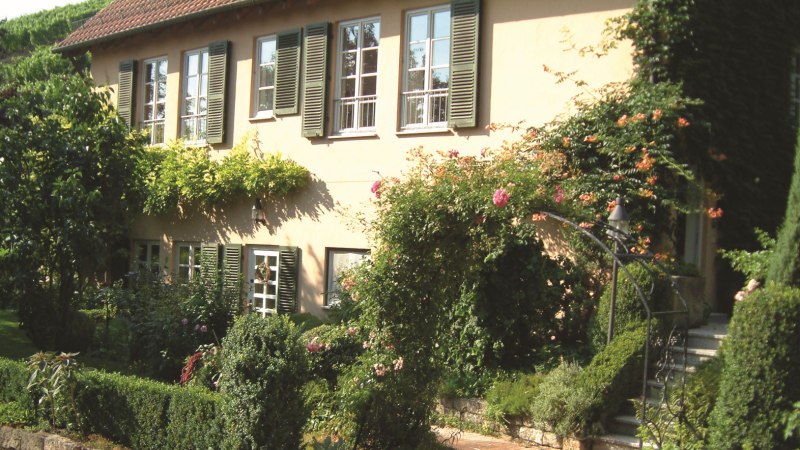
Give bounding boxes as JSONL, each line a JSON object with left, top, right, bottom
{"left": 0, "top": 48, "right": 145, "bottom": 345}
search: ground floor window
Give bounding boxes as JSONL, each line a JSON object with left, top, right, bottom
{"left": 248, "top": 247, "right": 280, "bottom": 316}
{"left": 325, "top": 248, "right": 369, "bottom": 306}
{"left": 175, "top": 242, "right": 202, "bottom": 280}
{"left": 134, "top": 240, "right": 160, "bottom": 275}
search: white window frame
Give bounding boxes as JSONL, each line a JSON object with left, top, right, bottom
{"left": 400, "top": 5, "right": 450, "bottom": 130}
{"left": 253, "top": 35, "right": 277, "bottom": 119}
{"left": 141, "top": 57, "right": 167, "bottom": 145}
{"left": 334, "top": 17, "right": 380, "bottom": 135}
{"left": 180, "top": 47, "right": 209, "bottom": 144}
{"left": 324, "top": 248, "right": 369, "bottom": 307}
{"left": 247, "top": 247, "right": 281, "bottom": 316}
{"left": 134, "top": 240, "right": 161, "bottom": 275}
{"left": 175, "top": 242, "right": 201, "bottom": 280}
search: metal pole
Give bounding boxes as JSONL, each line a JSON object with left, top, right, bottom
{"left": 607, "top": 240, "right": 619, "bottom": 345}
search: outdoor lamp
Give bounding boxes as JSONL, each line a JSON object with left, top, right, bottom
{"left": 607, "top": 196, "right": 630, "bottom": 239}
{"left": 251, "top": 198, "right": 267, "bottom": 225}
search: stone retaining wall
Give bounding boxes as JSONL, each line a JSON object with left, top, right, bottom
{"left": 437, "top": 398, "right": 588, "bottom": 450}
{"left": 0, "top": 427, "right": 87, "bottom": 450}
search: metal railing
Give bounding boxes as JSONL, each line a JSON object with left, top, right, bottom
{"left": 400, "top": 89, "right": 448, "bottom": 129}
{"left": 538, "top": 211, "right": 690, "bottom": 449}
{"left": 334, "top": 95, "right": 377, "bottom": 134}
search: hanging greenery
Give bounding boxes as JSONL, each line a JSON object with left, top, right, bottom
{"left": 139, "top": 134, "right": 310, "bottom": 216}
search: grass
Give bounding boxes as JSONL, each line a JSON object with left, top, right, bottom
{"left": 0, "top": 309, "right": 39, "bottom": 360}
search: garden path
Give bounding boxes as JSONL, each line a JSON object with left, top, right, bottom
{"left": 433, "top": 426, "right": 539, "bottom": 449}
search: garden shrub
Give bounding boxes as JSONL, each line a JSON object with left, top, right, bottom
{"left": 61, "top": 310, "right": 95, "bottom": 352}
{"left": 589, "top": 263, "right": 668, "bottom": 353}
{"left": 71, "top": 370, "right": 222, "bottom": 450}
{"left": 303, "top": 324, "right": 364, "bottom": 389}
{"left": 655, "top": 356, "right": 723, "bottom": 449}
{"left": 290, "top": 312, "right": 327, "bottom": 332}
{"left": 708, "top": 285, "right": 800, "bottom": 449}
{"left": 219, "top": 314, "right": 309, "bottom": 450}
{"left": 531, "top": 324, "right": 648, "bottom": 437}
{"left": 485, "top": 372, "right": 545, "bottom": 421}
{"left": 768, "top": 132, "right": 800, "bottom": 287}
{"left": 0, "top": 357, "right": 31, "bottom": 406}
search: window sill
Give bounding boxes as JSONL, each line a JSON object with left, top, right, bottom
{"left": 328, "top": 132, "right": 378, "bottom": 140}
{"left": 249, "top": 114, "right": 275, "bottom": 123}
{"left": 322, "top": 305, "right": 337, "bottom": 311}
{"left": 396, "top": 127, "right": 452, "bottom": 136}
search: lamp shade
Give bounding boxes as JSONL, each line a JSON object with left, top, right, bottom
{"left": 607, "top": 196, "right": 630, "bottom": 236}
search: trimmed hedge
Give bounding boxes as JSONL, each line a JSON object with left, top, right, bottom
{"left": 589, "top": 264, "right": 668, "bottom": 353}
{"left": 531, "top": 323, "right": 649, "bottom": 437}
{"left": 768, "top": 132, "right": 800, "bottom": 287}
{"left": 0, "top": 357, "right": 31, "bottom": 406}
{"left": 220, "top": 314, "right": 309, "bottom": 450}
{"left": 708, "top": 285, "right": 800, "bottom": 449}
{"left": 72, "top": 370, "right": 223, "bottom": 450}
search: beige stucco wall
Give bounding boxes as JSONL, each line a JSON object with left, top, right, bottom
{"left": 88, "top": 0, "right": 635, "bottom": 317}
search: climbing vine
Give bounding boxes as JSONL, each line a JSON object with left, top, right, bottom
{"left": 139, "top": 134, "right": 310, "bottom": 216}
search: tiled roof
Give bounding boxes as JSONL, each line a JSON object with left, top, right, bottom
{"left": 56, "top": 0, "right": 256, "bottom": 52}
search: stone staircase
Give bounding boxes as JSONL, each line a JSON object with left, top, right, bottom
{"left": 592, "top": 313, "right": 729, "bottom": 450}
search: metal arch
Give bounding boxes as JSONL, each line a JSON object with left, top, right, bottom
{"left": 536, "top": 211, "right": 690, "bottom": 448}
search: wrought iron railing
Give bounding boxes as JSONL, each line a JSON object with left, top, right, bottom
{"left": 334, "top": 95, "right": 377, "bottom": 134}
{"left": 537, "top": 211, "right": 690, "bottom": 449}
{"left": 400, "top": 89, "right": 448, "bottom": 129}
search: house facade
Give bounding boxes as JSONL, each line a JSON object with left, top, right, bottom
{"left": 57, "top": 0, "right": 652, "bottom": 317}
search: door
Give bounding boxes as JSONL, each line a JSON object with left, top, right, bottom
{"left": 248, "top": 248, "right": 280, "bottom": 316}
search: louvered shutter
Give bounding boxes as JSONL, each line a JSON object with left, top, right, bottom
{"left": 206, "top": 41, "right": 229, "bottom": 144}
{"left": 200, "top": 243, "right": 220, "bottom": 284}
{"left": 275, "top": 29, "right": 302, "bottom": 115}
{"left": 277, "top": 246, "right": 300, "bottom": 314}
{"left": 448, "top": 0, "right": 480, "bottom": 128}
{"left": 302, "top": 22, "right": 330, "bottom": 138}
{"left": 222, "top": 244, "right": 242, "bottom": 296}
{"left": 117, "top": 60, "right": 136, "bottom": 128}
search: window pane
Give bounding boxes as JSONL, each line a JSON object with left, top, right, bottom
{"left": 179, "top": 266, "right": 190, "bottom": 279}
{"left": 156, "top": 103, "right": 165, "bottom": 119}
{"left": 409, "top": 13, "right": 428, "bottom": 41}
{"left": 431, "top": 68, "right": 449, "bottom": 89}
{"left": 199, "top": 97, "right": 207, "bottom": 114}
{"left": 361, "top": 49, "right": 378, "bottom": 74}
{"left": 342, "top": 78, "right": 356, "bottom": 98}
{"left": 200, "top": 75, "right": 208, "bottom": 97}
{"left": 342, "top": 25, "right": 359, "bottom": 51}
{"left": 137, "top": 244, "right": 148, "bottom": 263}
{"left": 363, "top": 21, "right": 379, "bottom": 48}
{"left": 185, "top": 98, "right": 196, "bottom": 115}
{"left": 408, "top": 43, "right": 426, "bottom": 69}
{"left": 258, "top": 89, "right": 274, "bottom": 112}
{"left": 186, "top": 75, "right": 198, "bottom": 97}
{"left": 260, "top": 65, "right": 275, "bottom": 88}
{"left": 260, "top": 39, "right": 276, "bottom": 64}
{"left": 432, "top": 39, "right": 450, "bottom": 67}
{"left": 179, "top": 246, "right": 190, "bottom": 265}
{"left": 182, "top": 118, "right": 195, "bottom": 139}
{"left": 153, "top": 122, "right": 164, "bottom": 144}
{"left": 360, "top": 101, "right": 375, "bottom": 128}
{"left": 267, "top": 284, "right": 276, "bottom": 296}
{"left": 266, "top": 297, "right": 276, "bottom": 309}
{"left": 187, "top": 54, "right": 199, "bottom": 75}
{"left": 145, "top": 63, "right": 156, "bottom": 83}
{"left": 158, "top": 60, "right": 167, "bottom": 81}
{"left": 150, "top": 245, "right": 160, "bottom": 268}
{"left": 361, "top": 76, "right": 376, "bottom": 96}
{"left": 342, "top": 52, "right": 357, "bottom": 77}
{"left": 433, "top": 10, "right": 451, "bottom": 39}
{"left": 201, "top": 52, "right": 209, "bottom": 74}
{"left": 407, "top": 70, "right": 424, "bottom": 91}
{"left": 157, "top": 83, "right": 166, "bottom": 100}
{"left": 198, "top": 118, "right": 207, "bottom": 139}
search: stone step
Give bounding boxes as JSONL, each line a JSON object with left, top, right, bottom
{"left": 609, "top": 414, "right": 641, "bottom": 436}
{"left": 593, "top": 433, "right": 645, "bottom": 450}
{"left": 686, "top": 327, "right": 727, "bottom": 350}
{"left": 708, "top": 312, "right": 729, "bottom": 324}
{"left": 669, "top": 345, "right": 718, "bottom": 367}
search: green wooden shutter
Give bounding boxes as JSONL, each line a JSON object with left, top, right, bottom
{"left": 222, "top": 243, "right": 242, "bottom": 296}
{"left": 302, "top": 22, "right": 330, "bottom": 138}
{"left": 200, "top": 243, "right": 220, "bottom": 280}
{"left": 275, "top": 29, "right": 302, "bottom": 116}
{"left": 206, "top": 40, "right": 229, "bottom": 145}
{"left": 277, "top": 246, "right": 300, "bottom": 314}
{"left": 117, "top": 59, "right": 136, "bottom": 128}
{"left": 448, "top": 0, "right": 480, "bottom": 128}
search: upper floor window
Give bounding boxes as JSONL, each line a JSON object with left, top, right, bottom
{"left": 181, "top": 48, "right": 209, "bottom": 143}
{"left": 401, "top": 6, "right": 450, "bottom": 130}
{"left": 253, "top": 36, "right": 277, "bottom": 118}
{"left": 142, "top": 57, "right": 167, "bottom": 145}
{"left": 334, "top": 17, "right": 380, "bottom": 134}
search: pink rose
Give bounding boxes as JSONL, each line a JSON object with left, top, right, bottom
{"left": 553, "top": 185, "right": 565, "bottom": 204}
{"left": 181, "top": 318, "right": 189, "bottom": 326}
{"left": 307, "top": 337, "right": 321, "bottom": 353}
{"left": 370, "top": 180, "right": 381, "bottom": 199}
{"left": 200, "top": 325, "right": 208, "bottom": 333}
{"left": 492, "top": 188, "right": 510, "bottom": 207}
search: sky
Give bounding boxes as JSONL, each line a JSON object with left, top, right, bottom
{"left": 2, "top": 0, "right": 84, "bottom": 21}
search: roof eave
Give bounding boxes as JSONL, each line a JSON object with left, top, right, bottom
{"left": 54, "top": 0, "right": 276, "bottom": 54}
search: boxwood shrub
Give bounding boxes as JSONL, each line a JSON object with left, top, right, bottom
{"left": 0, "top": 357, "right": 31, "bottom": 406}
{"left": 708, "top": 285, "right": 800, "bottom": 449}
{"left": 219, "top": 314, "right": 309, "bottom": 450}
{"left": 71, "top": 370, "right": 222, "bottom": 450}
